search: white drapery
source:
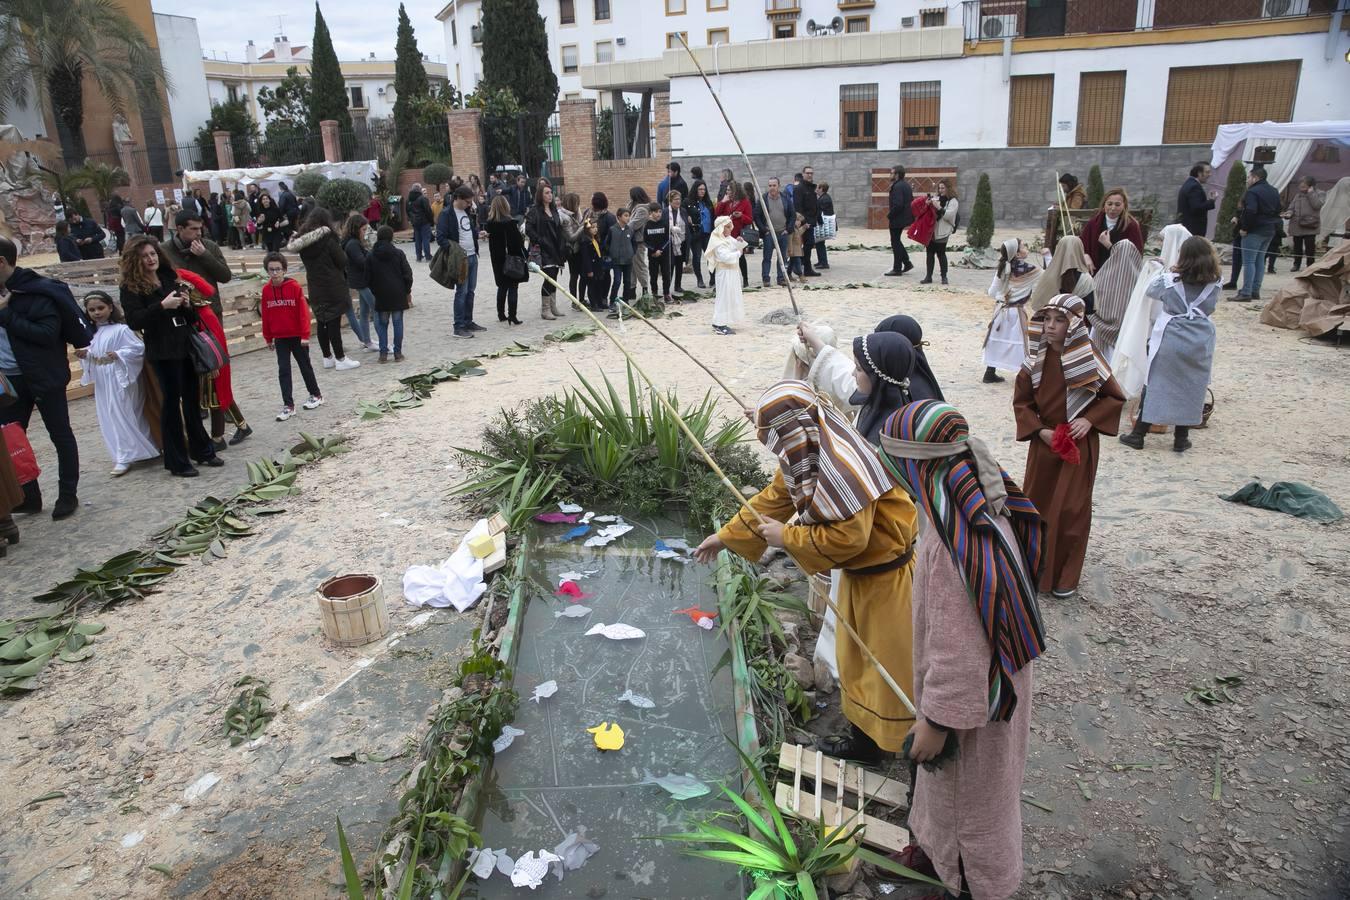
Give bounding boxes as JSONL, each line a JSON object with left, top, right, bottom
{"left": 1210, "top": 120, "right": 1350, "bottom": 192}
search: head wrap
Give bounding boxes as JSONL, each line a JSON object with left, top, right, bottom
{"left": 754, "top": 380, "right": 894, "bottom": 525}
{"left": 875, "top": 315, "right": 944, "bottom": 402}
{"left": 1024, "top": 294, "right": 1112, "bottom": 420}
{"left": 1030, "top": 235, "right": 1091, "bottom": 311}
{"left": 850, "top": 331, "right": 915, "bottom": 444}
{"left": 783, "top": 322, "right": 837, "bottom": 380}
{"left": 879, "top": 400, "right": 1045, "bottom": 722}
{"left": 703, "top": 215, "right": 737, "bottom": 266}
{"left": 1158, "top": 222, "right": 1190, "bottom": 269}
{"left": 1091, "top": 239, "right": 1142, "bottom": 351}
{"left": 989, "top": 237, "right": 1042, "bottom": 308}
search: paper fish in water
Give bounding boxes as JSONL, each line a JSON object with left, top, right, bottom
{"left": 530, "top": 680, "right": 558, "bottom": 703}
{"left": 641, "top": 769, "right": 711, "bottom": 801}
{"left": 653, "top": 538, "right": 695, "bottom": 563}
{"left": 551, "top": 828, "right": 600, "bottom": 879}
{"left": 580, "top": 511, "right": 595, "bottom": 524}
{"left": 556, "top": 580, "right": 591, "bottom": 600}
{"left": 584, "top": 522, "right": 634, "bottom": 547}
{"left": 587, "top": 721, "right": 626, "bottom": 751}
{"left": 558, "top": 502, "right": 584, "bottom": 514}
{"left": 511, "top": 850, "right": 563, "bottom": 889}
{"left": 585, "top": 622, "right": 646, "bottom": 641}
{"left": 534, "top": 512, "right": 581, "bottom": 524}
{"left": 617, "top": 688, "right": 656, "bottom": 709}
{"left": 558, "top": 570, "right": 596, "bottom": 584}
{"left": 673, "top": 606, "right": 718, "bottom": 630}
{"left": 492, "top": 725, "right": 525, "bottom": 754}
{"left": 592, "top": 514, "right": 619, "bottom": 523}
{"left": 468, "top": 847, "right": 509, "bottom": 880}
{"left": 554, "top": 604, "right": 593, "bottom": 619}
{"left": 560, "top": 525, "right": 590, "bottom": 542}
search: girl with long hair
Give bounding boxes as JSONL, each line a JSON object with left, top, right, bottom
{"left": 341, "top": 213, "right": 378, "bottom": 351}
{"left": 79, "top": 291, "right": 159, "bottom": 475}
{"left": 525, "top": 183, "right": 567, "bottom": 320}
{"left": 288, "top": 207, "right": 359, "bottom": 370}
{"left": 485, "top": 194, "right": 526, "bottom": 324}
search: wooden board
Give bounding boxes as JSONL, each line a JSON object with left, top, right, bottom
{"left": 482, "top": 531, "right": 509, "bottom": 576}
{"left": 773, "top": 781, "right": 909, "bottom": 854}
{"left": 777, "top": 742, "right": 907, "bottom": 810}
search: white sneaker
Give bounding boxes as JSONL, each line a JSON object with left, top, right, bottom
{"left": 302, "top": 395, "right": 324, "bottom": 410}
{"left": 335, "top": 357, "right": 361, "bottom": 370}
{"left": 110, "top": 464, "right": 129, "bottom": 477}
{"left": 322, "top": 356, "right": 335, "bottom": 369}
{"left": 276, "top": 406, "right": 294, "bottom": 421}
{"left": 365, "top": 340, "right": 379, "bottom": 351}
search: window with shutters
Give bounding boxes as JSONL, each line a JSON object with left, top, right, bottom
{"left": 595, "top": 40, "right": 613, "bottom": 63}
{"left": 1076, "top": 71, "right": 1125, "bottom": 146}
{"left": 1008, "top": 74, "right": 1053, "bottom": 147}
{"left": 840, "top": 83, "right": 879, "bottom": 151}
{"left": 559, "top": 0, "right": 575, "bottom": 26}
{"left": 900, "top": 81, "right": 940, "bottom": 148}
{"left": 920, "top": 9, "right": 946, "bottom": 27}
{"left": 1162, "top": 61, "right": 1299, "bottom": 144}
{"left": 845, "top": 16, "right": 870, "bottom": 32}
{"left": 594, "top": 0, "right": 611, "bottom": 21}
{"left": 707, "top": 27, "right": 729, "bottom": 45}
{"left": 561, "top": 44, "right": 579, "bottom": 73}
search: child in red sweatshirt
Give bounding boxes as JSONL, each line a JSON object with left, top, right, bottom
{"left": 260, "top": 251, "right": 323, "bottom": 420}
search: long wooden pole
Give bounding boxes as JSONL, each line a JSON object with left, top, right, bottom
{"left": 531, "top": 263, "right": 916, "bottom": 717}
{"left": 616, "top": 299, "right": 749, "bottom": 409}
{"left": 674, "top": 33, "right": 801, "bottom": 318}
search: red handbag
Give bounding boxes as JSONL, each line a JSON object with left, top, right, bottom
{"left": 1, "top": 422, "right": 40, "bottom": 484}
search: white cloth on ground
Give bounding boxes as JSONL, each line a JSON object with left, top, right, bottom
{"left": 402, "top": 519, "right": 490, "bottom": 611}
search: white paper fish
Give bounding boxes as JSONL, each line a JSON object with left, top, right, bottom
{"left": 585, "top": 622, "right": 646, "bottom": 641}
{"left": 641, "top": 769, "right": 712, "bottom": 801}
{"left": 617, "top": 689, "right": 656, "bottom": 709}
{"left": 585, "top": 523, "right": 635, "bottom": 547}
{"left": 468, "top": 847, "right": 504, "bottom": 880}
{"left": 495, "top": 850, "right": 515, "bottom": 877}
{"left": 580, "top": 512, "right": 595, "bottom": 524}
{"left": 592, "top": 514, "right": 619, "bottom": 522}
{"left": 558, "top": 502, "right": 584, "bottom": 514}
{"left": 530, "top": 680, "right": 558, "bottom": 703}
{"left": 550, "top": 828, "right": 600, "bottom": 880}
{"left": 492, "top": 725, "right": 525, "bottom": 754}
{"left": 511, "top": 850, "right": 563, "bottom": 889}
{"left": 554, "top": 604, "right": 593, "bottom": 619}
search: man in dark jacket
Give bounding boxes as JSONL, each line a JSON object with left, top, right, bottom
{"left": 508, "top": 175, "right": 531, "bottom": 219}
{"left": 276, "top": 182, "right": 300, "bottom": 241}
{"left": 885, "top": 165, "right": 915, "bottom": 276}
{"left": 68, "top": 212, "right": 106, "bottom": 259}
{"left": 0, "top": 237, "right": 83, "bottom": 519}
{"left": 1235, "top": 166, "right": 1282, "bottom": 302}
{"left": 797, "top": 166, "right": 821, "bottom": 277}
{"left": 406, "top": 183, "right": 435, "bottom": 262}
{"left": 657, "top": 162, "right": 689, "bottom": 207}
{"left": 1176, "top": 162, "right": 1216, "bottom": 237}
{"left": 161, "top": 210, "right": 233, "bottom": 318}
{"left": 437, "top": 186, "right": 484, "bottom": 337}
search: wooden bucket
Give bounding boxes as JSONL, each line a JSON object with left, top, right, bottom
{"left": 316, "top": 574, "right": 389, "bottom": 647}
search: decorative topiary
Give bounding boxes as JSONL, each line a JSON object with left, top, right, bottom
{"left": 966, "top": 173, "right": 994, "bottom": 250}
{"left": 316, "top": 178, "right": 372, "bottom": 217}
{"left": 1087, "top": 165, "right": 1105, "bottom": 209}
{"left": 1214, "top": 162, "right": 1246, "bottom": 246}
{"left": 421, "top": 162, "right": 452, "bottom": 190}
{"left": 293, "top": 171, "right": 327, "bottom": 199}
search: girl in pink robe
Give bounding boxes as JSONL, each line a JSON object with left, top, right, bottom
{"left": 880, "top": 400, "right": 1047, "bottom": 900}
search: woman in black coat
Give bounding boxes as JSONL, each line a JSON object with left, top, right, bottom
{"left": 525, "top": 183, "right": 566, "bottom": 320}
{"left": 256, "top": 193, "right": 284, "bottom": 252}
{"left": 118, "top": 236, "right": 220, "bottom": 477}
{"left": 365, "top": 225, "right": 413, "bottom": 361}
{"left": 287, "top": 207, "right": 358, "bottom": 369}
{"left": 484, "top": 194, "right": 526, "bottom": 325}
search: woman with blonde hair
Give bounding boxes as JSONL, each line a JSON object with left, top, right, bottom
{"left": 485, "top": 194, "right": 526, "bottom": 324}
{"left": 1080, "top": 187, "right": 1144, "bottom": 272}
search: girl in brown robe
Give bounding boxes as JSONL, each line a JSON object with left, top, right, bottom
{"left": 1014, "top": 294, "right": 1124, "bottom": 598}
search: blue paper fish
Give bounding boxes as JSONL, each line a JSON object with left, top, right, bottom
{"left": 560, "top": 525, "right": 590, "bottom": 542}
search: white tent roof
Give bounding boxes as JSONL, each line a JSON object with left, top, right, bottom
{"left": 181, "top": 159, "right": 378, "bottom": 186}
{"left": 1209, "top": 120, "right": 1350, "bottom": 168}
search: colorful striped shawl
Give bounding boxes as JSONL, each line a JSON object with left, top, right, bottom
{"left": 880, "top": 400, "right": 1046, "bottom": 722}
{"left": 1024, "top": 293, "right": 1113, "bottom": 421}
{"left": 755, "top": 380, "right": 895, "bottom": 525}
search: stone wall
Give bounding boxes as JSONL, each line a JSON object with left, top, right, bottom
{"left": 677, "top": 145, "right": 1208, "bottom": 228}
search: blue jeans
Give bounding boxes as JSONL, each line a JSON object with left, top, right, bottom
{"left": 345, "top": 287, "right": 375, "bottom": 344}
{"left": 376, "top": 310, "right": 404, "bottom": 354}
{"left": 609, "top": 261, "right": 633, "bottom": 303}
{"left": 815, "top": 238, "right": 829, "bottom": 267}
{"left": 761, "top": 230, "right": 789, "bottom": 283}
{"left": 1238, "top": 231, "right": 1273, "bottom": 298}
{"left": 413, "top": 223, "right": 432, "bottom": 261}
{"left": 454, "top": 254, "right": 479, "bottom": 329}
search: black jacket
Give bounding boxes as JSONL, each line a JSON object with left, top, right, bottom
{"left": 508, "top": 185, "right": 531, "bottom": 217}
{"left": 366, "top": 240, "right": 413, "bottom": 312}
{"left": 888, "top": 179, "right": 914, "bottom": 227}
{"left": 407, "top": 189, "right": 434, "bottom": 227}
{"left": 485, "top": 218, "right": 525, "bottom": 278}
{"left": 344, "top": 236, "right": 371, "bottom": 290}
{"left": 121, "top": 263, "right": 200, "bottom": 363}
{"left": 818, "top": 192, "right": 835, "bottom": 218}
{"left": 288, "top": 226, "right": 350, "bottom": 320}
{"left": 796, "top": 180, "right": 820, "bottom": 226}
{"left": 1176, "top": 176, "right": 1214, "bottom": 236}
{"left": 0, "top": 268, "right": 78, "bottom": 394}
{"left": 525, "top": 204, "right": 565, "bottom": 267}
{"left": 278, "top": 189, "right": 300, "bottom": 223}
{"left": 70, "top": 218, "right": 106, "bottom": 259}
{"left": 1240, "top": 180, "right": 1282, "bottom": 235}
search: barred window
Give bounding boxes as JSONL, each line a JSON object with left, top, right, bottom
{"left": 1076, "top": 71, "right": 1125, "bottom": 146}
{"left": 900, "top": 81, "right": 940, "bottom": 148}
{"left": 1162, "top": 61, "right": 1299, "bottom": 144}
{"left": 1008, "top": 74, "right": 1053, "bottom": 147}
{"left": 840, "top": 84, "right": 879, "bottom": 151}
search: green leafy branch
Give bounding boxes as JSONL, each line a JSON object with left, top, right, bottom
{"left": 224, "top": 675, "right": 275, "bottom": 746}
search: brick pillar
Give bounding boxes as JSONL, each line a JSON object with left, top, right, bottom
{"left": 320, "top": 119, "right": 342, "bottom": 163}
{"left": 653, "top": 91, "right": 671, "bottom": 157}
{"left": 447, "top": 107, "right": 484, "bottom": 180}
{"left": 212, "top": 130, "right": 235, "bottom": 169}
{"left": 559, "top": 98, "right": 597, "bottom": 191}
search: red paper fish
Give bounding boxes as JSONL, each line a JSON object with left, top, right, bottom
{"left": 1051, "top": 423, "right": 1081, "bottom": 465}
{"left": 556, "top": 580, "right": 592, "bottom": 601}
{"left": 673, "top": 607, "right": 718, "bottom": 630}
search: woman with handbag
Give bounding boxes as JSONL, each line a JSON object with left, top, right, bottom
{"left": 288, "top": 208, "right": 360, "bottom": 371}
{"left": 526, "top": 184, "right": 567, "bottom": 321}
{"left": 486, "top": 195, "right": 527, "bottom": 325}
{"left": 119, "top": 236, "right": 222, "bottom": 478}
{"left": 814, "top": 181, "right": 835, "bottom": 270}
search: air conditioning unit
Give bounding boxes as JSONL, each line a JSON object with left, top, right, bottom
{"left": 377, "top": 86, "right": 385, "bottom": 95}
{"left": 470, "top": 24, "right": 483, "bottom": 43}
{"left": 901, "top": 16, "right": 915, "bottom": 27}
{"left": 980, "top": 14, "right": 1018, "bottom": 39}
{"left": 616, "top": 36, "right": 626, "bottom": 46}
{"left": 1261, "top": 0, "right": 1308, "bottom": 17}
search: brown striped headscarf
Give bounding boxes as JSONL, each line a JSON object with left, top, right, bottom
{"left": 1024, "top": 294, "right": 1112, "bottom": 420}
{"left": 755, "top": 380, "right": 895, "bottom": 524}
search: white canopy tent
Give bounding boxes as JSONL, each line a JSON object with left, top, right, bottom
{"left": 1209, "top": 120, "right": 1350, "bottom": 193}
{"left": 181, "top": 159, "right": 378, "bottom": 199}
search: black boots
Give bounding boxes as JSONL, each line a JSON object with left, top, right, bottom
{"left": 52, "top": 494, "right": 78, "bottom": 520}
{"left": 982, "top": 367, "right": 1005, "bottom": 384}
{"left": 1121, "top": 421, "right": 1191, "bottom": 452}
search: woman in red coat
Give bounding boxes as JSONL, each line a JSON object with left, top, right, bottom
{"left": 177, "top": 269, "right": 253, "bottom": 450}
{"left": 713, "top": 181, "right": 753, "bottom": 290}
{"left": 1079, "top": 187, "right": 1143, "bottom": 272}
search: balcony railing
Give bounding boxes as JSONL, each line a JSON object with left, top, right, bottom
{"left": 961, "top": 0, "right": 1338, "bottom": 41}
{"left": 766, "top": 0, "right": 802, "bottom": 13}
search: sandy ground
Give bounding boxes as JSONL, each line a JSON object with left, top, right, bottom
{"left": 2, "top": 228, "right": 1348, "bottom": 898}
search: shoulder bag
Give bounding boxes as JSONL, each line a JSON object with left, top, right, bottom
{"left": 740, "top": 223, "right": 761, "bottom": 249}
{"left": 503, "top": 253, "right": 529, "bottom": 283}
{"left": 189, "top": 324, "right": 229, "bottom": 375}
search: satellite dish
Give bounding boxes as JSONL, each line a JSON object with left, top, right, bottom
{"left": 806, "top": 19, "right": 818, "bottom": 36}
{"left": 830, "top": 16, "right": 844, "bottom": 33}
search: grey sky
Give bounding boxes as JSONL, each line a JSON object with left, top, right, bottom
{"left": 151, "top": 0, "right": 451, "bottom": 65}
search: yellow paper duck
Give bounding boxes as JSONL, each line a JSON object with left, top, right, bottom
{"left": 586, "top": 721, "right": 626, "bottom": 751}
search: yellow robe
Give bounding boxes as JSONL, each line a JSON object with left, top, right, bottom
{"left": 718, "top": 470, "right": 919, "bottom": 751}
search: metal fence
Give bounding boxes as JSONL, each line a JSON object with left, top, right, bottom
{"left": 962, "top": 0, "right": 1339, "bottom": 41}
{"left": 345, "top": 120, "right": 452, "bottom": 167}
{"left": 481, "top": 110, "right": 557, "bottom": 180}
{"left": 594, "top": 105, "right": 654, "bottom": 161}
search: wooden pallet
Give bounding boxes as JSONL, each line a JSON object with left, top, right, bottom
{"left": 773, "top": 742, "right": 909, "bottom": 854}
{"left": 482, "top": 514, "right": 509, "bottom": 575}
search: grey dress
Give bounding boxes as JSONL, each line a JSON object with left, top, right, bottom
{"left": 1141, "top": 274, "right": 1218, "bottom": 426}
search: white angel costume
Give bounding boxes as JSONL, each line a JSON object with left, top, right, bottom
{"left": 80, "top": 323, "right": 159, "bottom": 469}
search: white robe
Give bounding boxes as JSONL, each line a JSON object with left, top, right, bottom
{"left": 984, "top": 272, "right": 1033, "bottom": 372}
{"left": 80, "top": 324, "right": 158, "bottom": 467}
{"left": 711, "top": 239, "right": 746, "bottom": 327}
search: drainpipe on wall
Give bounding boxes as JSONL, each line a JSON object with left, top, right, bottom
{"left": 1326, "top": 6, "right": 1345, "bottom": 61}
{"left": 1002, "top": 36, "right": 1012, "bottom": 83}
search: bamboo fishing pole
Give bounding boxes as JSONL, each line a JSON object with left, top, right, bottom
{"left": 530, "top": 263, "right": 917, "bottom": 717}
{"left": 615, "top": 299, "right": 749, "bottom": 410}
{"left": 674, "top": 33, "right": 801, "bottom": 318}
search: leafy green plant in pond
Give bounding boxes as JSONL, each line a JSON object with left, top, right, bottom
{"left": 224, "top": 676, "right": 275, "bottom": 745}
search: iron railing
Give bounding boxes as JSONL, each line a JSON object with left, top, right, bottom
{"left": 961, "top": 0, "right": 1338, "bottom": 41}
{"left": 594, "top": 105, "right": 655, "bottom": 161}
{"left": 345, "top": 120, "right": 452, "bottom": 167}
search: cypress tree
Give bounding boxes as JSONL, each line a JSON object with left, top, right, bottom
{"left": 1214, "top": 162, "right": 1247, "bottom": 246}
{"left": 1087, "top": 165, "right": 1105, "bottom": 209}
{"left": 308, "top": 3, "right": 351, "bottom": 134}
{"left": 479, "top": 0, "right": 559, "bottom": 173}
{"left": 393, "top": 4, "right": 430, "bottom": 149}
{"left": 967, "top": 173, "right": 994, "bottom": 250}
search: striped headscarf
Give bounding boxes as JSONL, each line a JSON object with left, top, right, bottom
{"left": 989, "top": 237, "right": 1042, "bottom": 306}
{"left": 755, "top": 380, "right": 895, "bottom": 524}
{"left": 1023, "top": 294, "right": 1112, "bottom": 421}
{"left": 879, "top": 401, "right": 1046, "bottom": 722}
{"left": 1090, "top": 239, "right": 1142, "bottom": 352}
{"left": 1030, "top": 235, "right": 1091, "bottom": 311}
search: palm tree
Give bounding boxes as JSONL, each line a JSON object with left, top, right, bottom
{"left": 35, "top": 161, "right": 91, "bottom": 212}
{"left": 73, "top": 158, "right": 130, "bottom": 205}
{"left": 0, "top": 0, "right": 170, "bottom": 164}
